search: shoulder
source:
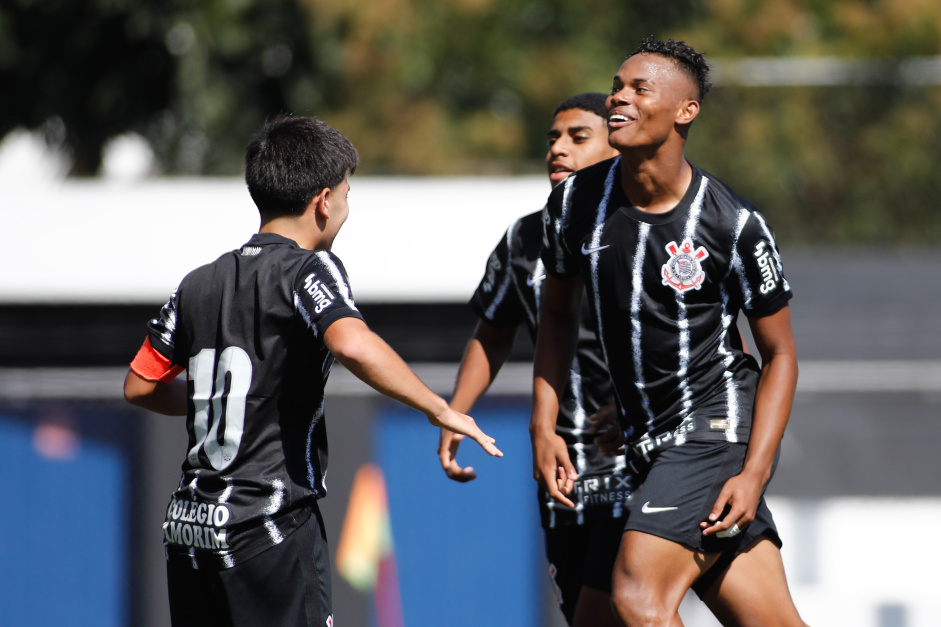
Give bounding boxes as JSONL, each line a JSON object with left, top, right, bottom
{"left": 514, "top": 209, "right": 545, "bottom": 242}
{"left": 548, "top": 157, "right": 618, "bottom": 205}
{"left": 299, "top": 249, "right": 349, "bottom": 275}
{"left": 490, "top": 209, "right": 543, "bottom": 259}
{"left": 576, "top": 156, "right": 620, "bottom": 185}
{"left": 696, "top": 166, "right": 759, "bottom": 216}
{"left": 570, "top": 157, "right": 620, "bottom": 201}
{"left": 693, "top": 165, "right": 778, "bottom": 241}
{"left": 547, "top": 158, "right": 622, "bottom": 230}
{"left": 176, "top": 248, "right": 239, "bottom": 292}
{"left": 294, "top": 250, "right": 354, "bottom": 295}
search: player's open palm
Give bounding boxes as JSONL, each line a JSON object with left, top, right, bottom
{"left": 438, "top": 428, "right": 478, "bottom": 482}
{"left": 430, "top": 409, "right": 503, "bottom": 459}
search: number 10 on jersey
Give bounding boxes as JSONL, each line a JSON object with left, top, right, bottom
{"left": 187, "top": 347, "right": 252, "bottom": 471}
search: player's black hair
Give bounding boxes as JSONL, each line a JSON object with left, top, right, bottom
{"left": 553, "top": 92, "right": 608, "bottom": 120}
{"left": 631, "top": 37, "right": 712, "bottom": 102}
{"left": 244, "top": 115, "right": 359, "bottom": 218}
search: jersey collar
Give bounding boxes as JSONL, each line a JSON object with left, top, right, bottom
{"left": 615, "top": 163, "right": 704, "bottom": 226}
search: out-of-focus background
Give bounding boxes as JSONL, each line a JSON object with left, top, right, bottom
{"left": 1, "top": 1, "right": 939, "bottom": 626}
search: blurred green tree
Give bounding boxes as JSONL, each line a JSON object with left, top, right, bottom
{"left": 1, "top": 0, "right": 939, "bottom": 242}
{"left": 677, "top": 0, "right": 941, "bottom": 243}
{"left": 0, "top": 0, "right": 174, "bottom": 175}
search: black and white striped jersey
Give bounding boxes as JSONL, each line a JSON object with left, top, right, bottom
{"left": 471, "top": 210, "right": 631, "bottom": 528}
{"left": 146, "top": 232, "right": 363, "bottom": 569}
{"left": 542, "top": 158, "right": 792, "bottom": 460}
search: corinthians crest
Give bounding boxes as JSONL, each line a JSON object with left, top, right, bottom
{"left": 661, "top": 239, "right": 710, "bottom": 293}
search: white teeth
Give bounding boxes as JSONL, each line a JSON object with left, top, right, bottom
{"left": 609, "top": 114, "right": 629, "bottom": 123}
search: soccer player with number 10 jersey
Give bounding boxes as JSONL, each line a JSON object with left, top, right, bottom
{"left": 124, "top": 116, "right": 502, "bottom": 627}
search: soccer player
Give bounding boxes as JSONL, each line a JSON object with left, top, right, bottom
{"left": 438, "top": 92, "right": 625, "bottom": 627}
{"left": 123, "top": 116, "right": 502, "bottom": 627}
{"left": 532, "top": 39, "right": 808, "bottom": 626}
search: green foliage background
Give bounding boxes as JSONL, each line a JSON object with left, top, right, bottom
{"left": 1, "top": 0, "right": 939, "bottom": 243}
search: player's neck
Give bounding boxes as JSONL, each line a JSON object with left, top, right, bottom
{"left": 259, "top": 215, "right": 325, "bottom": 251}
{"left": 618, "top": 148, "right": 692, "bottom": 215}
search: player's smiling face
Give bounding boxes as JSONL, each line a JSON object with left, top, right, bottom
{"left": 545, "top": 108, "right": 618, "bottom": 186}
{"left": 605, "top": 53, "right": 699, "bottom": 152}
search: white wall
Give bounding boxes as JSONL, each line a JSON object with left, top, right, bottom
{"left": 1, "top": 175, "right": 551, "bottom": 304}
{"left": 0, "top": 131, "right": 550, "bottom": 304}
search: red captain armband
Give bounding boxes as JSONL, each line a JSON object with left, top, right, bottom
{"left": 130, "top": 338, "right": 184, "bottom": 383}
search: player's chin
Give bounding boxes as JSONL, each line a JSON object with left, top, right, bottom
{"left": 548, "top": 171, "right": 571, "bottom": 185}
{"left": 606, "top": 134, "right": 633, "bottom": 153}
{"left": 606, "top": 127, "right": 642, "bottom": 151}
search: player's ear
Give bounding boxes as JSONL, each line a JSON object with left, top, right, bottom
{"left": 676, "top": 98, "right": 700, "bottom": 127}
{"left": 309, "top": 186, "right": 331, "bottom": 219}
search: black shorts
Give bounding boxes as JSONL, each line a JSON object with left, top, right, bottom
{"left": 544, "top": 516, "right": 625, "bottom": 625}
{"left": 625, "top": 441, "right": 781, "bottom": 595}
{"left": 693, "top": 506, "right": 781, "bottom": 596}
{"left": 166, "top": 504, "right": 333, "bottom": 627}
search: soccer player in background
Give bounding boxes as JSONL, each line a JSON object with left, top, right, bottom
{"left": 124, "top": 116, "right": 502, "bottom": 627}
{"left": 533, "top": 39, "right": 808, "bottom": 626}
{"left": 438, "top": 92, "right": 626, "bottom": 627}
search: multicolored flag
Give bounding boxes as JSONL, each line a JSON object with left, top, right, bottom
{"left": 336, "top": 463, "right": 404, "bottom": 627}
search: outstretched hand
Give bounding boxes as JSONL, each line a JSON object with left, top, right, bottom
{"left": 429, "top": 408, "right": 503, "bottom": 459}
{"left": 438, "top": 428, "right": 478, "bottom": 482}
{"left": 700, "top": 469, "right": 763, "bottom": 537}
{"left": 588, "top": 403, "right": 624, "bottom": 453}
{"left": 531, "top": 430, "right": 577, "bottom": 508}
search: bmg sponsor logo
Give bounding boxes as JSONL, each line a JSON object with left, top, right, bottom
{"left": 752, "top": 241, "right": 780, "bottom": 295}
{"left": 303, "top": 273, "right": 336, "bottom": 314}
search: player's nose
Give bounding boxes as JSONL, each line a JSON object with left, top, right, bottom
{"left": 549, "top": 139, "right": 569, "bottom": 158}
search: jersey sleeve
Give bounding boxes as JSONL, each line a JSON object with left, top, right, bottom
{"left": 729, "top": 211, "right": 793, "bottom": 317}
{"left": 129, "top": 289, "right": 187, "bottom": 380}
{"left": 144, "top": 290, "right": 184, "bottom": 364}
{"left": 130, "top": 337, "right": 185, "bottom": 382}
{"left": 541, "top": 180, "right": 579, "bottom": 279}
{"left": 294, "top": 250, "right": 365, "bottom": 336}
{"left": 469, "top": 228, "right": 524, "bottom": 326}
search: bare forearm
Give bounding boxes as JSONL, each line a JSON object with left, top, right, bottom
{"left": 333, "top": 330, "right": 447, "bottom": 418}
{"left": 327, "top": 317, "right": 502, "bottom": 457}
{"left": 744, "top": 306, "right": 799, "bottom": 486}
{"left": 744, "top": 353, "right": 798, "bottom": 483}
{"left": 123, "top": 370, "right": 188, "bottom": 416}
{"left": 450, "top": 321, "right": 517, "bottom": 414}
{"left": 528, "top": 276, "right": 582, "bottom": 502}
{"left": 450, "top": 340, "right": 495, "bottom": 414}
{"left": 530, "top": 277, "right": 581, "bottom": 438}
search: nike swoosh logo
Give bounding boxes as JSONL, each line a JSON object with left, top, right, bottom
{"left": 641, "top": 501, "right": 678, "bottom": 514}
{"left": 526, "top": 274, "right": 546, "bottom": 286}
{"left": 581, "top": 243, "right": 610, "bottom": 255}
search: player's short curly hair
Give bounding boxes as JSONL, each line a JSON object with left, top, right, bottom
{"left": 245, "top": 115, "right": 359, "bottom": 218}
{"left": 631, "top": 37, "right": 712, "bottom": 102}
{"left": 553, "top": 92, "right": 608, "bottom": 120}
